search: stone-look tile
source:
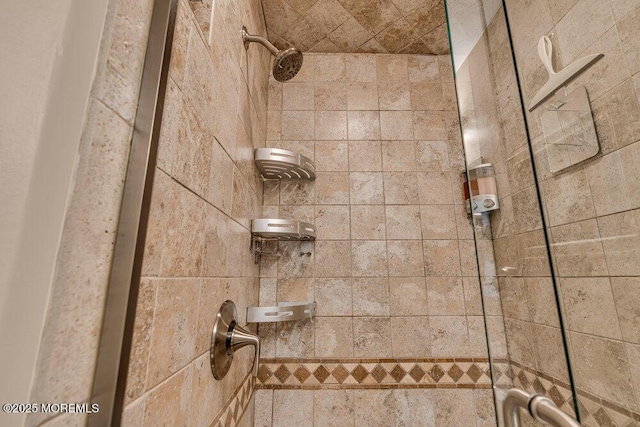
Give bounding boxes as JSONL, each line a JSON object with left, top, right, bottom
{"left": 429, "top": 316, "right": 470, "bottom": 357}
{"left": 267, "top": 110, "right": 283, "bottom": 140}
{"left": 145, "top": 279, "right": 199, "bottom": 389}
{"left": 427, "top": 277, "right": 465, "bottom": 316}
{"left": 315, "top": 141, "right": 349, "bottom": 171}
{"left": 354, "top": 390, "right": 395, "bottom": 427}
{"left": 283, "top": 82, "right": 315, "bottom": 110}
{"left": 420, "top": 205, "right": 457, "bottom": 240}
{"left": 499, "top": 277, "right": 530, "bottom": 321}
{"left": 391, "top": 317, "right": 431, "bottom": 357}
{"left": 532, "top": 325, "right": 570, "bottom": 382}
{"left": 315, "top": 205, "right": 350, "bottom": 239}
{"left": 277, "top": 278, "right": 315, "bottom": 303}
{"left": 486, "top": 316, "right": 509, "bottom": 359}
{"left": 194, "top": 279, "right": 227, "bottom": 356}
{"left": 434, "top": 389, "right": 476, "bottom": 427}
{"left": 376, "top": 55, "right": 408, "bottom": 82}
{"left": 474, "top": 389, "right": 496, "bottom": 427}
{"left": 143, "top": 366, "right": 192, "bottom": 426}
{"left": 467, "top": 316, "right": 489, "bottom": 357}
{"left": 592, "top": 79, "right": 640, "bottom": 150}
{"left": 511, "top": 187, "right": 543, "bottom": 233}
{"left": 410, "top": 82, "right": 443, "bottom": 110}
{"left": 626, "top": 342, "right": 640, "bottom": 411}
{"left": 380, "top": 111, "right": 414, "bottom": 139}
{"left": 348, "top": 141, "right": 382, "bottom": 171}
{"left": 423, "top": 240, "right": 461, "bottom": 276}
{"left": 459, "top": 239, "right": 478, "bottom": 277}
{"left": 387, "top": 240, "right": 425, "bottom": 276}
{"left": 493, "top": 236, "right": 521, "bottom": 277}
{"left": 352, "top": 278, "right": 390, "bottom": 316}
{"left": 525, "top": 277, "right": 561, "bottom": 327}
{"left": 125, "top": 279, "right": 156, "bottom": 403}
{"left": 315, "top": 111, "right": 348, "bottom": 140}
{"left": 618, "top": 141, "right": 640, "bottom": 210}
{"left": 504, "top": 318, "right": 536, "bottom": 368}
{"left": 610, "top": 277, "right": 640, "bottom": 344}
{"left": 350, "top": 172, "right": 384, "bottom": 204}
{"left": 378, "top": 82, "right": 411, "bottom": 110}
{"left": 353, "top": 317, "right": 392, "bottom": 357}
{"left": 570, "top": 332, "right": 637, "bottom": 409}
{"left": 314, "top": 390, "right": 355, "bottom": 427}
{"left": 282, "top": 111, "right": 315, "bottom": 140}
{"left": 347, "top": 111, "right": 381, "bottom": 140}
{"left": 207, "top": 138, "right": 234, "bottom": 215}
{"left": 597, "top": 209, "right": 640, "bottom": 276}
{"left": 277, "top": 319, "right": 315, "bottom": 357}
{"left": 328, "top": 17, "right": 374, "bottom": 53}
{"left": 408, "top": 55, "right": 440, "bottom": 82}
{"left": 315, "top": 54, "right": 347, "bottom": 82}
{"left": 315, "top": 81, "right": 347, "bottom": 110}
{"left": 315, "top": 317, "right": 354, "bottom": 357}
{"left": 463, "top": 277, "right": 483, "bottom": 316}
{"left": 347, "top": 82, "right": 379, "bottom": 110}
{"left": 417, "top": 172, "right": 454, "bottom": 205}
{"left": 413, "top": 111, "right": 446, "bottom": 140}
{"left": 278, "top": 240, "right": 315, "bottom": 278}
{"left": 550, "top": 219, "right": 608, "bottom": 277}
{"left": 585, "top": 151, "right": 631, "bottom": 217}
{"left": 351, "top": 205, "right": 386, "bottom": 239}
{"left": 517, "top": 230, "right": 550, "bottom": 277}
{"left": 385, "top": 205, "right": 421, "bottom": 239}
{"left": 315, "top": 172, "right": 349, "bottom": 204}
{"left": 122, "top": 397, "right": 145, "bottom": 427}
{"left": 351, "top": 240, "right": 388, "bottom": 277}
{"left": 394, "top": 390, "right": 437, "bottom": 426}
{"left": 273, "top": 390, "right": 314, "bottom": 427}
{"left": 389, "top": 277, "right": 428, "bottom": 315}
{"left": 383, "top": 172, "right": 419, "bottom": 204}
{"left": 254, "top": 390, "right": 273, "bottom": 427}
{"left": 315, "top": 278, "right": 353, "bottom": 316}
{"left": 560, "top": 277, "right": 622, "bottom": 339}
{"left": 188, "top": 353, "right": 224, "bottom": 426}
{"left": 315, "top": 240, "right": 351, "bottom": 277}
{"left": 380, "top": 141, "right": 415, "bottom": 173}
{"left": 555, "top": 0, "right": 615, "bottom": 64}
{"left": 415, "top": 140, "right": 450, "bottom": 172}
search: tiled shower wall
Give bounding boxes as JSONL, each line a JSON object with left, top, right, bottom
{"left": 255, "top": 52, "right": 495, "bottom": 425}
{"left": 505, "top": 0, "right": 640, "bottom": 424}
{"left": 457, "top": 0, "right": 640, "bottom": 425}
{"left": 121, "top": 0, "right": 269, "bottom": 425}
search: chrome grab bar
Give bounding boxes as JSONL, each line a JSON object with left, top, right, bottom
{"left": 503, "top": 388, "right": 580, "bottom": 427}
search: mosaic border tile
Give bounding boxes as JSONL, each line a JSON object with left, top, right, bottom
{"left": 212, "top": 372, "right": 255, "bottom": 427}
{"left": 510, "top": 361, "right": 640, "bottom": 427}
{"left": 256, "top": 358, "right": 492, "bottom": 390}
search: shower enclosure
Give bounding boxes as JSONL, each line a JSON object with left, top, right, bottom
{"left": 446, "top": 0, "right": 640, "bottom": 425}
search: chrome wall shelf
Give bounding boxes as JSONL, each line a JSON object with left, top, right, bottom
{"left": 247, "top": 301, "right": 316, "bottom": 323}
{"left": 251, "top": 219, "right": 316, "bottom": 241}
{"left": 254, "top": 148, "right": 315, "bottom": 179}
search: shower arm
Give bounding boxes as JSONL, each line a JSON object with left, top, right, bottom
{"left": 242, "top": 27, "right": 279, "bottom": 56}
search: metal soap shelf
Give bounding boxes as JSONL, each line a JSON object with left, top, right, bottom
{"left": 247, "top": 301, "right": 316, "bottom": 323}
{"left": 250, "top": 219, "right": 316, "bottom": 264}
{"left": 254, "top": 147, "right": 316, "bottom": 179}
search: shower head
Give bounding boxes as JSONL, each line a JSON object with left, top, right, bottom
{"left": 242, "top": 26, "right": 303, "bottom": 82}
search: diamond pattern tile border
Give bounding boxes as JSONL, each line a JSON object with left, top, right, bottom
{"left": 256, "top": 358, "right": 492, "bottom": 390}
{"left": 212, "top": 372, "right": 255, "bottom": 427}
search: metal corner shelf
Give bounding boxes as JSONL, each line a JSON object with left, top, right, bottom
{"left": 251, "top": 218, "right": 316, "bottom": 241}
{"left": 254, "top": 147, "right": 316, "bottom": 180}
{"left": 247, "top": 301, "right": 317, "bottom": 323}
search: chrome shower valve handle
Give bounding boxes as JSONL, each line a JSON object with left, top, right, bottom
{"left": 211, "top": 300, "right": 261, "bottom": 380}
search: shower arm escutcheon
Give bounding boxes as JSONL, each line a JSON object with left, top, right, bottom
{"left": 211, "top": 300, "right": 261, "bottom": 380}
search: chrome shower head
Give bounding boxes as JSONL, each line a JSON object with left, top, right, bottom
{"left": 242, "top": 26, "right": 304, "bottom": 82}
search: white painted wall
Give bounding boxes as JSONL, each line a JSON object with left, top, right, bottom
{"left": 0, "top": 0, "right": 109, "bottom": 424}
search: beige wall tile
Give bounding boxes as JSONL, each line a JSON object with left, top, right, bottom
{"left": 426, "top": 277, "right": 465, "bottom": 316}
{"left": 611, "top": 277, "right": 640, "bottom": 344}
{"left": 353, "top": 317, "right": 392, "bottom": 356}
{"left": 408, "top": 55, "right": 440, "bottom": 82}
{"left": 283, "top": 82, "right": 315, "bottom": 110}
{"left": 348, "top": 141, "right": 382, "bottom": 171}
{"left": 626, "top": 342, "right": 640, "bottom": 411}
{"left": 315, "top": 278, "right": 353, "bottom": 316}
{"left": 383, "top": 172, "right": 419, "bottom": 204}
{"left": 376, "top": 55, "right": 408, "bottom": 82}
{"left": 380, "top": 111, "right": 414, "bottom": 139}
{"left": 347, "top": 82, "right": 379, "bottom": 110}
{"left": 598, "top": 209, "right": 640, "bottom": 276}
{"left": 315, "top": 54, "right": 347, "bottom": 82}
{"left": 354, "top": 390, "right": 395, "bottom": 426}
{"left": 350, "top": 205, "right": 386, "bottom": 239}
{"left": 315, "top": 141, "right": 349, "bottom": 171}
{"left": 381, "top": 140, "right": 416, "bottom": 171}
{"left": 499, "top": 277, "right": 529, "bottom": 321}
{"left": 429, "top": 316, "right": 470, "bottom": 357}
{"left": 315, "top": 317, "right": 354, "bottom": 357}
{"left": 314, "top": 390, "right": 355, "bottom": 427}
{"left": 351, "top": 240, "right": 388, "bottom": 276}
{"left": 504, "top": 318, "right": 536, "bottom": 367}
{"left": 189, "top": 353, "right": 223, "bottom": 426}
{"left": 416, "top": 140, "right": 450, "bottom": 172}
{"left": 541, "top": 167, "right": 596, "bottom": 226}
{"left": 350, "top": 172, "right": 384, "bottom": 204}
{"left": 347, "top": 111, "right": 381, "bottom": 140}
{"left": 410, "top": 82, "right": 444, "bottom": 110}
{"left": 550, "top": 219, "right": 608, "bottom": 277}
{"left": 413, "top": 111, "right": 446, "bottom": 140}
{"left": 417, "top": 172, "right": 454, "bottom": 205}
{"left": 532, "top": 325, "right": 570, "bottom": 382}
{"left": 463, "top": 277, "right": 483, "bottom": 316}
{"left": 282, "top": 110, "right": 315, "bottom": 140}
{"left": 385, "top": 205, "right": 421, "bottom": 239}
{"left": 592, "top": 80, "right": 640, "bottom": 150}
{"left": 434, "top": 389, "right": 476, "bottom": 427}
{"left": 467, "top": 316, "right": 489, "bottom": 357}
{"left": 276, "top": 319, "right": 315, "bottom": 357}
{"left": 353, "top": 278, "right": 390, "bottom": 316}
{"left": 315, "top": 81, "right": 347, "bottom": 110}
{"left": 619, "top": 140, "right": 640, "bottom": 210}
{"left": 474, "top": 389, "right": 497, "bottom": 427}
{"left": 346, "top": 54, "right": 377, "bottom": 82}
{"left": 423, "top": 240, "right": 461, "bottom": 276}
{"left": 316, "top": 110, "right": 348, "bottom": 140}
{"left": 420, "top": 205, "right": 457, "bottom": 239}
{"left": 254, "top": 390, "right": 273, "bottom": 427}
{"left": 570, "top": 332, "right": 636, "bottom": 408}
{"left": 378, "top": 82, "right": 411, "bottom": 110}
{"left": 143, "top": 366, "right": 192, "bottom": 426}
{"left": 387, "top": 240, "right": 425, "bottom": 276}
{"left": 394, "top": 390, "right": 437, "bottom": 425}
{"left": 525, "top": 277, "right": 561, "bottom": 327}
{"left": 388, "top": 277, "right": 428, "bottom": 315}
{"left": 561, "top": 277, "right": 622, "bottom": 339}
{"left": 315, "top": 172, "right": 349, "bottom": 204}
{"left": 315, "top": 240, "right": 352, "bottom": 277}
{"left": 315, "top": 205, "right": 351, "bottom": 239}
{"left": 273, "top": 390, "right": 314, "bottom": 427}
{"left": 391, "top": 316, "right": 431, "bottom": 356}
{"left": 277, "top": 278, "right": 315, "bottom": 302}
